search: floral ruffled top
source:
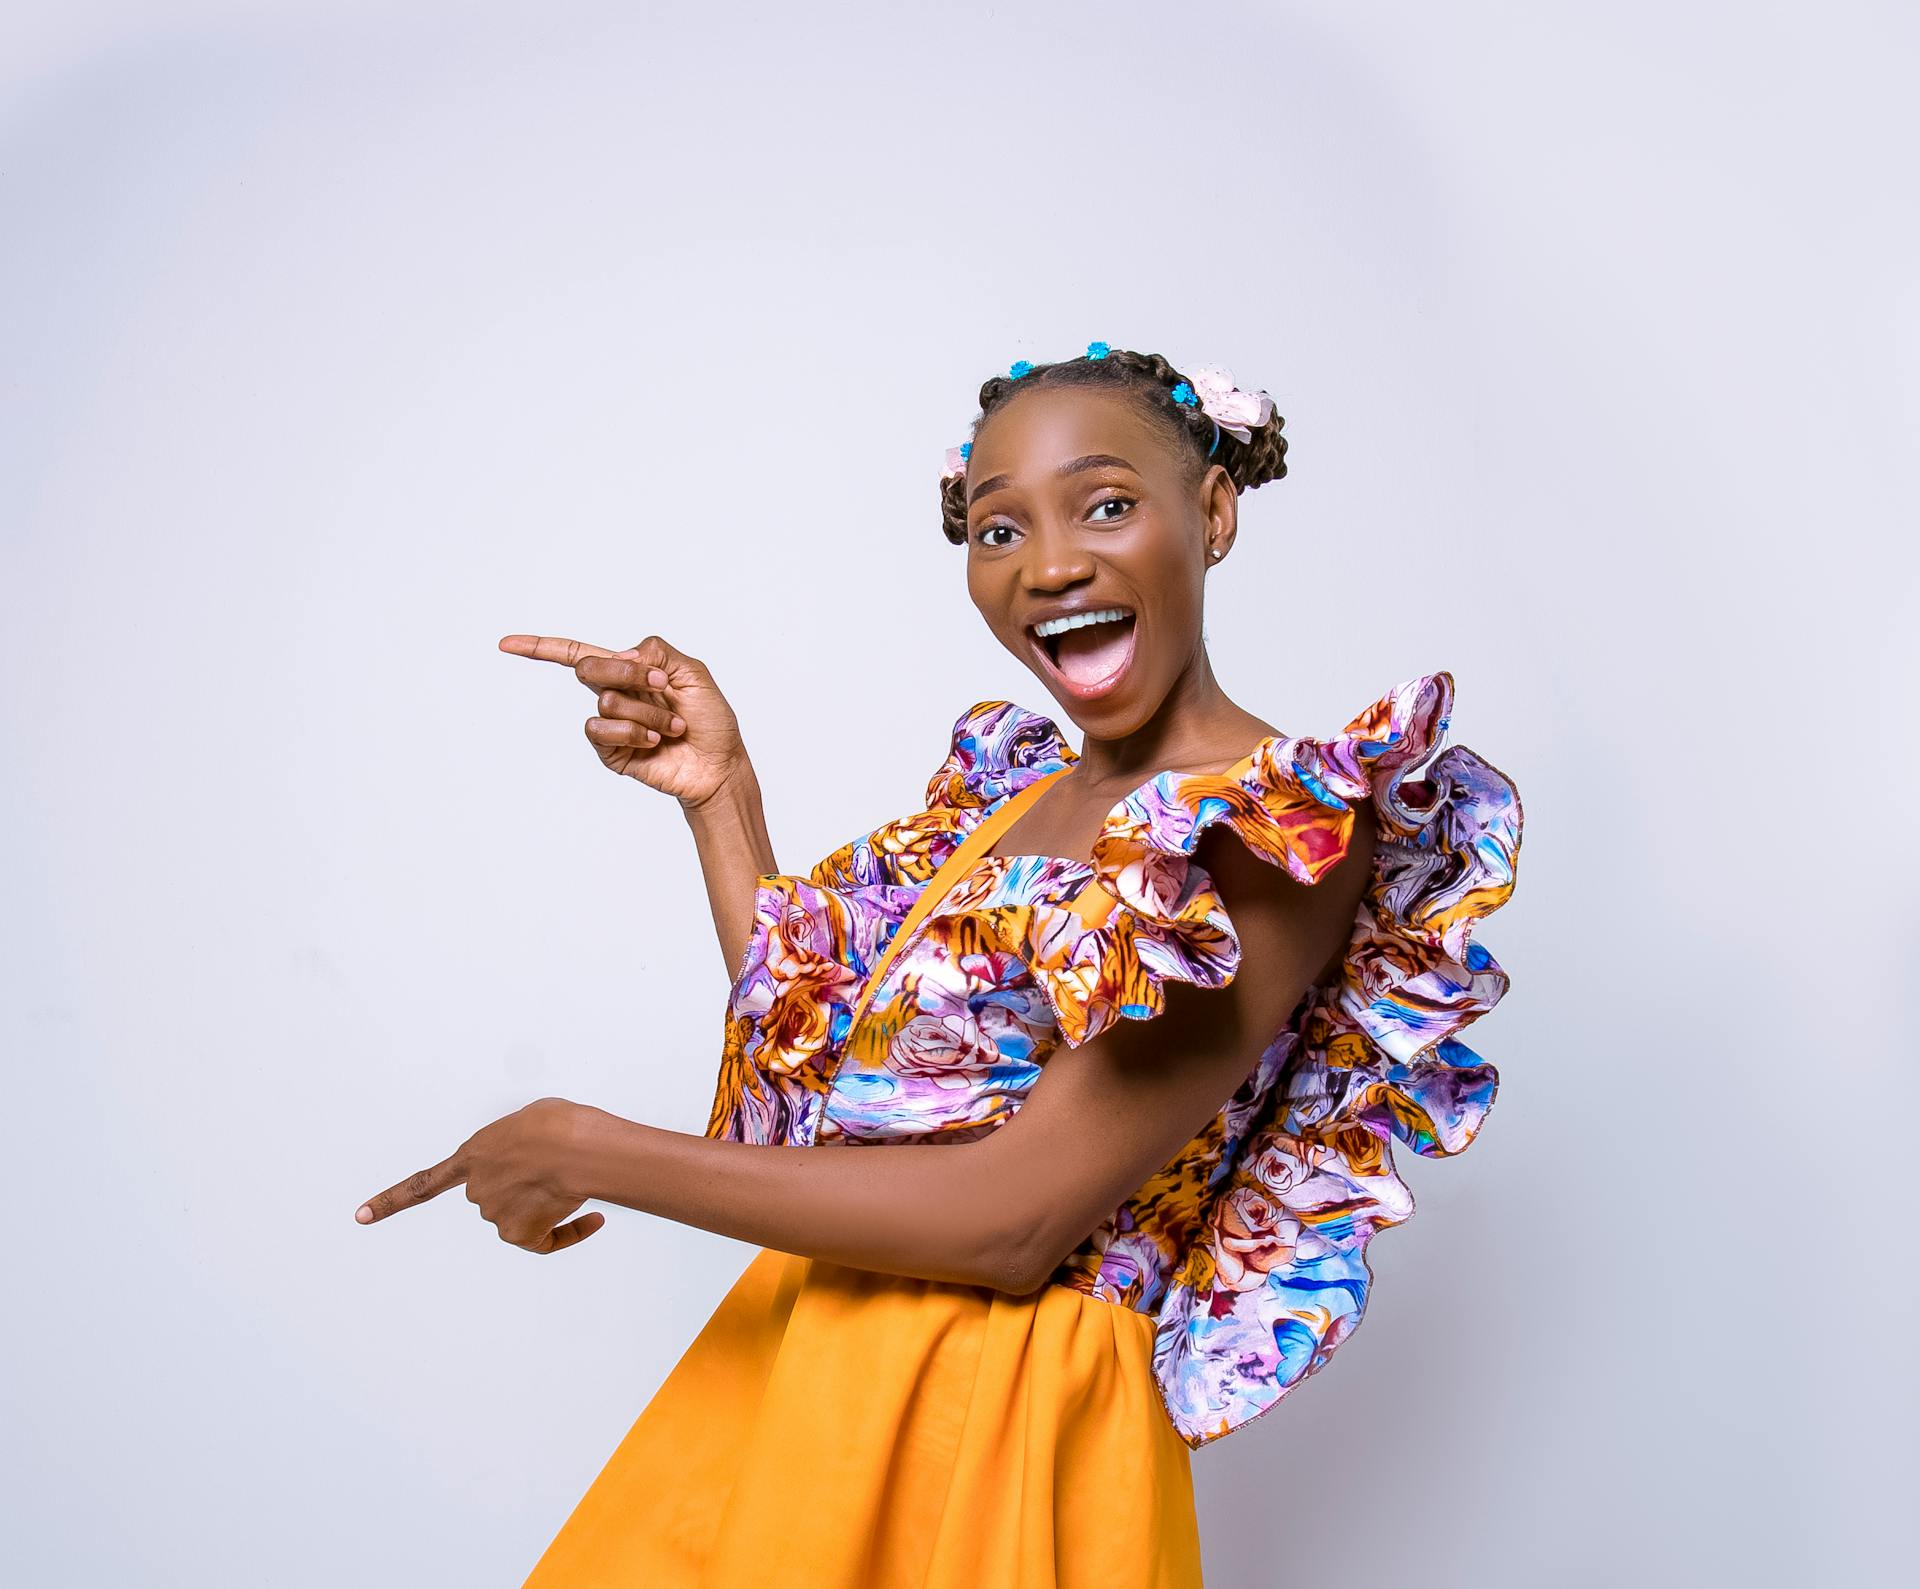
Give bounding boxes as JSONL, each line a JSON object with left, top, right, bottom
{"left": 703, "top": 671, "right": 1524, "bottom": 1450}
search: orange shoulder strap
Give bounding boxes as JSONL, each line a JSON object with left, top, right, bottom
{"left": 841, "top": 764, "right": 1073, "bottom": 1049}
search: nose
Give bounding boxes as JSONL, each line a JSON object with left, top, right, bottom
{"left": 1019, "top": 517, "right": 1096, "bottom": 592}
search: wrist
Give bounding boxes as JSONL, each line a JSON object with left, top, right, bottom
{"left": 678, "top": 758, "right": 761, "bottom": 822}
{"left": 561, "top": 1103, "right": 651, "bottom": 1206}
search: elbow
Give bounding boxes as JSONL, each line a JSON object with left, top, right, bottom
{"left": 989, "top": 1249, "right": 1046, "bottom": 1298}
{"left": 980, "top": 1214, "right": 1069, "bottom": 1297}
{"left": 957, "top": 1138, "right": 1085, "bottom": 1295}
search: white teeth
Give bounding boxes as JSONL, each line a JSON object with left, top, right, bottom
{"left": 1032, "top": 606, "right": 1133, "bottom": 639}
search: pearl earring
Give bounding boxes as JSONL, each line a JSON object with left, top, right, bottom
{"left": 1208, "top": 547, "right": 1223, "bottom": 560}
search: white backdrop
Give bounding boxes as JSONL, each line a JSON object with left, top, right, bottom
{"left": 4, "top": 3, "right": 1914, "bottom": 1584}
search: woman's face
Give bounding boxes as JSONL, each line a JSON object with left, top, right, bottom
{"left": 962, "top": 385, "right": 1236, "bottom": 738}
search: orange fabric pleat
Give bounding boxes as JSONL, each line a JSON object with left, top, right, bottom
{"left": 522, "top": 1246, "right": 1205, "bottom": 1587}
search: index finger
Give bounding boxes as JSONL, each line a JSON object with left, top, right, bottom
{"left": 355, "top": 1153, "right": 466, "bottom": 1225}
{"left": 499, "top": 634, "right": 620, "bottom": 668}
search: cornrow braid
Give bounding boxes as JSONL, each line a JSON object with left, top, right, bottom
{"left": 938, "top": 347, "right": 1288, "bottom": 545}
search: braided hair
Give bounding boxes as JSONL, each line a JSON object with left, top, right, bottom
{"left": 938, "top": 347, "right": 1288, "bottom": 545}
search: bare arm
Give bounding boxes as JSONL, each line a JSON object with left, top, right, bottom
{"left": 678, "top": 761, "right": 777, "bottom": 974}
{"left": 359, "top": 802, "right": 1378, "bottom": 1283}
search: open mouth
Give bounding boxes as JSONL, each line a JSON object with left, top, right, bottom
{"left": 1027, "top": 607, "right": 1138, "bottom": 699}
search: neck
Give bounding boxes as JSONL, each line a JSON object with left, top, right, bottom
{"left": 1067, "top": 644, "right": 1271, "bottom": 786}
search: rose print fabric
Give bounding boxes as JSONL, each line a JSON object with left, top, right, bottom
{"left": 704, "top": 672, "right": 1524, "bottom": 1449}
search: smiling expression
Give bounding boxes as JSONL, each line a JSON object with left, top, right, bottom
{"left": 962, "top": 385, "right": 1238, "bottom": 738}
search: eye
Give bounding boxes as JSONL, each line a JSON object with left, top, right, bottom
{"left": 973, "top": 522, "right": 1020, "bottom": 549}
{"left": 1089, "top": 494, "right": 1136, "bottom": 524}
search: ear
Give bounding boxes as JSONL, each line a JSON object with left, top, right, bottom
{"left": 1200, "top": 463, "right": 1239, "bottom": 563}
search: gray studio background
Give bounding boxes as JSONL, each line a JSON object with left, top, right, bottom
{"left": 4, "top": 3, "right": 1914, "bottom": 1584}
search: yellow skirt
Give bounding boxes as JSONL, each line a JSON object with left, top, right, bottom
{"left": 521, "top": 1246, "right": 1205, "bottom": 1587}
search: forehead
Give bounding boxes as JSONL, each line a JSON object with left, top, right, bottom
{"left": 966, "top": 386, "right": 1176, "bottom": 488}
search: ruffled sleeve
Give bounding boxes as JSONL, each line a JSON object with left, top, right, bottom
{"left": 703, "top": 700, "right": 1073, "bottom": 1145}
{"left": 952, "top": 716, "right": 1386, "bottom": 1048}
{"left": 1133, "top": 671, "right": 1522, "bottom": 1448}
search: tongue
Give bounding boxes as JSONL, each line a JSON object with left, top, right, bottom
{"left": 1053, "top": 617, "right": 1135, "bottom": 687}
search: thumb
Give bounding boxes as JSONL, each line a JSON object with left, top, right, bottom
{"left": 618, "top": 634, "right": 701, "bottom": 689}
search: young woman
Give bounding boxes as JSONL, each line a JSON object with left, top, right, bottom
{"left": 357, "top": 344, "right": 1525, "bottom": 1586}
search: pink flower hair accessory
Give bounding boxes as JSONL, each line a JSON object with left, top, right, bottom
{"left": 1183, "top": 365, "right": 1275, "bottom": 446}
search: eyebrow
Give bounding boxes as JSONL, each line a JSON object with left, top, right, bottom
{"left": 966, "top": 453, "right": 1139, "bottom": 508}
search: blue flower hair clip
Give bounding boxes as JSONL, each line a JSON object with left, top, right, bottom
{"left": 1085, "top": 341, "right": 1111, "bottom": 360}
{"left": 1009, "top": 359, "right": 1034, "bottom": 379}
{"left": 1169, "top": 380, "right": 1198, "bottom": 406}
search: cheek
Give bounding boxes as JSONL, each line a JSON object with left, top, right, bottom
{"left": 1140, "top": 560, "right": 1207, "bottom": 649}
{"left": 965, "top": 562, "right": 1013, "bottom": 630}
{"left": 965, "top": 565, "right": 988, "bottom": 620}
{"left": 966, "top": 570, "right": 1035, "bottom": 662}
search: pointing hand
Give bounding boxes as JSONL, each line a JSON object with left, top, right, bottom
{"left": 498, "top": 632, "right": 750, "bottom": 808}
{"left": 355, "top": 1097, "right": 605, "bottom": 1255}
